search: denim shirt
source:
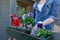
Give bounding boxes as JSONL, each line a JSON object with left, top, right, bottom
{"left": 32, "top": 0, "right": 60, "bottom": 30}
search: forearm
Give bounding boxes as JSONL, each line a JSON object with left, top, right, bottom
{"left": 43, "top": 18, "right": 55, "bottom": 26}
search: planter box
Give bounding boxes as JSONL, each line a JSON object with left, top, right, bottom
{"left": 7, "top": 27, "right": 53, "bottom": 40}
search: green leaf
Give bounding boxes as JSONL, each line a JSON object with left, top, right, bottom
{"left": 19, "top": 19, "right": 24, "bottom": 24}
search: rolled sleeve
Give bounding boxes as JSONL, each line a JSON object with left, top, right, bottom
{"left": 49, "top": 0, "right": 60, "bottom": 21}
{"left": 49, "top": 16, "right": 59, "bottom": 21}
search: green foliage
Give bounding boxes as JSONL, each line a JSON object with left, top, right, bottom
{"left": 35, "top": 29, "right": 52, "bottom": 38}
{"left": 24, "top": 16, "right": 34, "bottom": 25}
{"left": 19, "top": 15, "right": 34, "bottom": 26}
{"left": 19, "top": 19, "right": 24, "bottom": 24}
{"left": 46, "top": 30, "right": 52, "bottom": 36}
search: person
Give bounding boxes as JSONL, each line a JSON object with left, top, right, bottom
{"left": 31, "top": 0, "right": 60, "bottom": 36}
